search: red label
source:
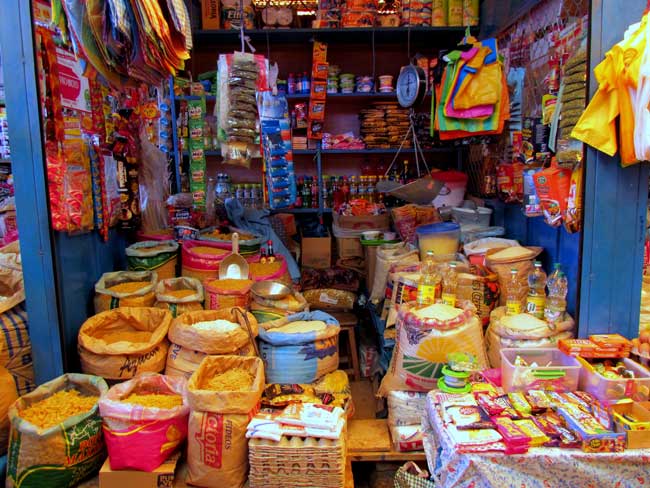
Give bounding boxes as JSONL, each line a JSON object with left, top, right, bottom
{"left": 196, "top": 413, "right": 224, "bottom": 468}
{"left": 57, "top": 64, "right": 81, "bottom": 101}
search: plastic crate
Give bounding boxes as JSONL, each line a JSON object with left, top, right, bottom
{"left": 500, "top": 348, "right": 582, "bottom": 392}
{"left": 578, "top": 357, "right": 650, "bottom": 403}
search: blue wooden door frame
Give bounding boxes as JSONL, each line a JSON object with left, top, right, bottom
{"left": 0, "top": 0, "right": 64, "bottom": 381}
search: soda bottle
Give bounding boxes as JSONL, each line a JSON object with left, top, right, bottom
{"left": 349, "top": 176, "right": 358, "bottom": 200}
{"left": 302, "top": 72, "right": 311, "bottom": 93}
{"left": 441, "top": 262, "right": 458, "bottom": 307}
{"left": 545, "top": 263, "right": 567, "bottom": 323}
{"left": 288, "top": 73, "right": 296, "bottom": 95}
{"left": 526, "top": 261, "right": 547, "bottom": 319}
{"left": 302, "top": 177, "right": 311, "bottom": 208}
{"left": 506, "top": 268, "right": 523, "bottom": 315}
{"left": 311, "top": 176, "right": 319, "bottom": 208}
{"left": 358, "top": 176, "right": 366, "bottom": 201}
{"left": 417, "top": 251, "right": 441, "bottom": 306}
{"left": 341, "top": 177, "right": 350, "bottom": 203}
{"left": 295, "top": 177, "right": 303, "bottom": 208}
{"left": 321, "top": 175, "right": 329, "bottom": 209}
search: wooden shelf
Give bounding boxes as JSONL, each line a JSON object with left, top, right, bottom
{"left": 347, "top": 418, "right": 426, "bottom": 462}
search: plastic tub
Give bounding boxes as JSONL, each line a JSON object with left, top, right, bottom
{"left": 578, "top": 357, "right": 650, "bottom": 403}
{"left": 500, "top": 348, "right": 582, "bottom": 393}
{"left": 431, "top": 171, "right": 468, "bottom": 208}
{"left": 416, "top": 222, "right": 460, "bottom": 260}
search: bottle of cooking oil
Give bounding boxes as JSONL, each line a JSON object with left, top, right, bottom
{"left": 526, "top": 261, "right": 547, "bottom": 319}
{"left": 506, "top": 268, "right": 523, "bottom": 315}
{"left": 417, "top": 250, "right": 440, "bottom": 306}
{"left": 441, "top": 262, "right": 458, "bottom": 307}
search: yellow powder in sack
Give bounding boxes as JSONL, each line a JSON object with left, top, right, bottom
{"left": 249, "top": 261, "right": 282, "bottom": 278}
{"left": 108, "top": 282, "right": 149, "bottom": 294}
{"left": 165, "top": 289, "right": 196, "bottom": 299}
{"left": 122, "top": 393, "right": 183, "bottom": 409}
{"left": 20, "top": 390, "right": 98, "bottom": 429}
{"left": 203, "top": 368, "right": 254, "bottom": 391}
{"left": 97, "top": 330, "right": 153, "bottom": 344}
{"left": 192, "top": 246, "right": 229, "bottom": 256}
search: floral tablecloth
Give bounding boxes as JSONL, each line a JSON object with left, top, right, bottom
{"left": 423, "top": 396, "right": 650, "bottom": 488}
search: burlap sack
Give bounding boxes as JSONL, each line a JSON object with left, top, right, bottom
{"left": 126, "top": 240, "right": 179, "bottom": 280}
{"left": 457, "top": 264, "right": 500, "bottom": 325}
{"left": 485, "top": 246, "right": 542, "bottom": 306}
{"left": 186, "top": 355, "right": 265, "bottom": 488}
{"left": 78, "top": 307, "right": 172, "bottom": 380}
{"left": 154, "top": 277, "right": 204, "bottom": 317}
{"left": 168, "top": 308, "right": 258, "bottom": 355}
{"left": 0, "top": 365, "right": 17, "bottom": 456}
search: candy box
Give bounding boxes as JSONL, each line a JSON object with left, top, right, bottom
{"left": 611, "top": 402, "right": 650, "bottom": 449}
{"left": 557, "top": 404, "right": 625, "bottom": 453}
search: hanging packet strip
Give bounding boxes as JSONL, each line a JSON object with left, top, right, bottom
{"left": 187, "top": 98, "right": 207, "bottom": 209}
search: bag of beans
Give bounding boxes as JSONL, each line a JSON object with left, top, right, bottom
{"left": 99, "top": 373, "right": 189, "bottom": 471}
{"left": 181, "top": 240, "right": 230, "bottom": 282}
{"left": 126, "top": 240, "right": 179, "bottom": 280}
{"left": 94, "top": 271, "right": 157, "bottom": 313}
{"left": 0, "top": 365, "right": 17, "bottom": 455}
{"left": 204, "top": 278, "right": 253, "bottom": 309}
{"left": 186, "top": 355, "right": 265, "bottom": 488}
{"left": 166, "top": 308, "right": 258, "bottom": 378}
{"left": 78, "top": 307, "right": 172, "bottom": 380}
{"left": 6, "top": 373, "right": 108, "bottom": 488}
{"left": 154, "top": 277, "right": 204, "bottom": 317}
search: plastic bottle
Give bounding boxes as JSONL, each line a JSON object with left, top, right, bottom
{"left": 341, "top": 177, "right": 350, "bottom": 203}
{"left": 288, "top": 73, "right": 296, "bottom": 95}
{"left": 349, "top": 176, "right": 358, "bottom": 200}
{"left": 295, "top": 177, "right": 303, "bottom": 208}
{"left": 526, "top": 261, "right": 547, "bottom": 319}
{"left": 311, "top": 176, "right": 319, "bottom": 208}
{"left": 441, "top": 262, "right": 458, "bottom": 307}
{"left": 358, "top": 176, "right": 366, "bottom": 201}
{"left": 367, "top": 176, "right": 376, "bottom": 203}
{"left": 506, "top": 268, "right": 523, "bottom": 315}
{"left": 302, "top": 177, "right": 311, "bottom": 208}
{"left": 545, "top": 263, "right": 568, "bottom": 323}
{"left": 417, "top": 251, "right": 441, "bottom": 306}
{"left": 302, "top": 72, "right": 310, "bottom": 94}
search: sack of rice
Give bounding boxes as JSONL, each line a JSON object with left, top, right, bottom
{"left": 378, "top": 301, "right": 488, "bottom": 395}
{"left": 126, "top": 240, "right": 179, "bottom": 280}
{"left": 99, "top": 373, "right": 189, "bottom": 471}
{"left": 457, "top": 264, "right": 500, "bottom": 325}
{"left": 0, "top": 303, "right": 35, "bottom": 395}
{"left": 186, "top": 355, "right": 265, "bottom": 488}
{"left": 154, "top": 277, "right": 204, "bottom": 317}
{"left": 303, "top": 288, "right": 356, "bottom": 311}
{"left": 204, "top": 279, "right": 253, "bottom": 309}
{"left": 6, "top": 373, "right": 108, "bottom": 488}
{"left": 78, "top": 307, "right": 172, "bottom": 380}
{"left": 485, "top": 246, "right": 541, "bottom": 306}
{"left": 166, "top": 308, "right": 258, "bottom": 378}
{"left": 94, "top": 270, "right": 157, "bottom": 313}
{"left": 258, "top": 310, "right": 340, "bottom": 384}
{"left": 181, "top": 240, "right": 230, "bottom": 281}
{"left": 485, "top": 307, "right": 575, "bottom": 367}
{"left": 0, "top": 365, "right": 17, "bottom": 455}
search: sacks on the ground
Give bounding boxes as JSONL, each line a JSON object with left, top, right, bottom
{"left": 94, "top": 271, "right": 158, "bottom": 313}
{"left": 0, "top": 303, "right": 35, "bottom": 395}
{"left": 186, "top": 355, "right": 265, "bottom": 488}
{"left": 0, "top": 365, "right": 17, "bottom": 456}
{"left": 78, "top": 307, "right": 172, "bottom": 380}
{"left": 126, "top": 240, "right": 179, "bottom": 280}
{"left": 165, "top": 308, "right": 258, "bottom": 378}
{"left": 485, "top": 307, "right": 575, "bottom": 367}
{"left": 370, "top": 243, "right": 419, "bottom": 304}
{"left": 485, "top": 246, "right": 541, "bottom": 306}
{"left": 250, "top": 290, "right": 309, "bottom": 323}
{"left": 6, "top": 373, "right": 108, "bottom": 488}
{"left": 258, "top": 310, "right": 340, "bottom": 384}
{"left": 99, "top": 373, "right": 189, "bottom": 471}
{"left": 154, "top": 277, "right": 204, "bottom": 317}
{"left": 378, "top": 301, "right": 488, "bottom": 396}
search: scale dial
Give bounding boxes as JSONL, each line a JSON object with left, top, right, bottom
{"left": 396, "top": 64, "right": 427, "bottom": 108}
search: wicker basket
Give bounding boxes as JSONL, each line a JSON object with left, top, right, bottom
{"left": 248, "top": 434, "right": 346, "bottom": 488}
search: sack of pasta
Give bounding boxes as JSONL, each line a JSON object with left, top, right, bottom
{"left": 166, "top": 308, "right": 258, "bottom": 378}
{"left": 258, "top": 310, "right": 340, "bottom": 384}
{"left": 0, "top": 365, "right": 18, "bottom": 455}
{"left": 99, "top": 373, "right": 189, "bottom": 471}
{"left": 154, "top": 277, "right": 204, "bottom": 317}
{"left": 6, "top": 373, "right": 108, "bottom": 488}
{"left": 126, "top": 240, "right": 179, "bottom": 280}
{"left": 186, "top": 355, "right": 265, "bottom": 488}
{"left": 378, "top": 301, "right": 488, "bottom": 395}
{"left": 78, "top": 307, "right": 172, "bottom": 380}
{"left": 94, "top": 270, "right": 157, "bottom": 313}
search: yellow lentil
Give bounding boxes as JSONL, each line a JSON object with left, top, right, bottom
{"left": 165, "top": 289, "right": 196, "bottom": 299}
{"left": 192, "top": 246, "right": 229, "bottom": 256}
{"left": 206, "top": 279, "right": 252, "bottom": 292}
{"left": 122, "top": 393, "right": 183, "bottom": 409}
{"left": 203, "top": 368, "right": 254, "bottom": 391}
{"left": 249, "top": 261, "right": 282, "bottom": 278}
{"left": 108, "top": 282, "right": 149, "bottom": 294}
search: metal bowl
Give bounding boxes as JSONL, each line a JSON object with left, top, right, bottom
{"left": 251, "top": 280, "right": 292, "bottom": 300}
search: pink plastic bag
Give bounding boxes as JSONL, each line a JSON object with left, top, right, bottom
{"left": 99, "top": 373, "right": 190, "bottom": 471}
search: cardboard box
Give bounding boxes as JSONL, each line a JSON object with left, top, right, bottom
{"left": 333, "top": 213, "right": 390, "bottom": 231}
{"left": 301, "top": 229, "right": 331, "bottom": 269}
{"left": 100, "top": 452, "right": 180, "bottom": 488}
{"left": 612, "top": 402, "right": 650, "bottom": 449}
{"left": 336, "top": 236, "right": 363, "bottom": 258}
{"left": 201, "top": 0, "right": 220, "bottom": 29}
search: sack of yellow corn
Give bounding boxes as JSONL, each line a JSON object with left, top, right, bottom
{"left": 78, "top": 307, "right": 172, "bottom": 380}
{"left": 6, "top": 373, "right": 108, "bottom": 488}
{"left": 0, "top": 365, "right": 17, "bottom": 456}
{"left": 204, "top": 278, "right": 253, "bottom": 309}
{"left": 98, "top": 373, "right": 189, "bottom": 471}
{"left": 126, "top": 240, "right": 179, "bottom": 281}
{"left": 154, "top": 277, "right": 204, "bottom": 317}
{"left": 94, "top": 270, "right": 157, "bottom": 313}
{"left": 181, "top": 240, "right": 229, "bottom": 282}
{"left": 186, "top": 355, "right": 264, "bottom": 488}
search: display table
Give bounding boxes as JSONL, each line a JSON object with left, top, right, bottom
{"left": 423, "top": 398, "right": 650, "bottom": 488}
{"left": 348, "top": 418, "right": 426, "bottom": 462}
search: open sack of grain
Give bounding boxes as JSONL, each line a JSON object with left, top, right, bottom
{"left": 378, "top": 301, "right": 488, "bottom": 396}
{"left": 78, "top": 307, "right": 172, "bottom": 380}
{"left": 258, "top": 310, "right": 340, "bottom": 384}
{"left": 204, "top": 278, "right": 253, "bottom": 309}
{"left": 6, "top": 373, "right": 108, "bottom": 488}
{"left": 485, "top": 306, "right": 575, "bottom": 367}
{"left": 126, "top": 240, "right": 179, "bottom": 280}
{"left": 94, "top": 270, "right": 158, "bottom": 313}
{"left": 99, "top": 373, "right": 189, "bottom": 471}
{"left": 186, "top": 355, "right": 265, "bottom": 488}
{"left": 250, "top": 289, "right": 308, "bottom": 323}
{"left": 166, "top": 308, "right": 258, "bottom": 378}
{"left": 181, "top": 240, "right": 230, "bottom": 281}
{"left": 154, "top": 277, "right": 204, "bottom": 317}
